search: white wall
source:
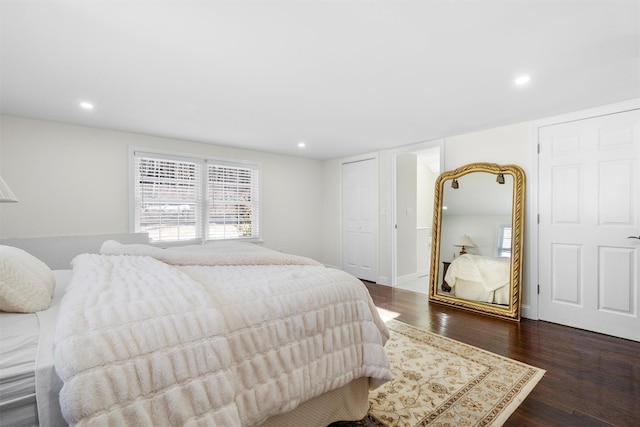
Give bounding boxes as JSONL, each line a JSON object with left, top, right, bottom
{"left": 321, "top": 158, "right": 342, "bottom": 268}
{"left": 416, "top": 163, "right": 436, "bottom": 273}
{"left": 377, "top": 151, "right": 391, "bottom": 283}
{"left": 0, "top": 115, "right": 325, "bottom": 260}
{"left": 443, "top": 123, "right": 531, "bottom": 171}
{"left": 416, "top": 163, "right": 435, "bottom": 229}
{"left": 396, "top": 153, "right": 417, "bottom": 277}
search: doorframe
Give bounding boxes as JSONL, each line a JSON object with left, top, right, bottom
{"left": 528, "top": 98, "right": 640, "bottom": 320}
{"left": 388, "top": 139, "right": 444, "bottom": 287}
{"left": 340, "top": 153, "right": 380, "bottom": 282}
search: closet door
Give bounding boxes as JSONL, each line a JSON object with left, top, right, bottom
{"left": 342, "top": 158, "right": 378, "bottom": 282}
{"left": 538, "top": 109, "right": 640, "bottom": 341}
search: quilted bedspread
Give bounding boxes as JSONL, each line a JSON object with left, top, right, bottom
{"left": 53, "top": 243, "right": 391, "bottom": 426}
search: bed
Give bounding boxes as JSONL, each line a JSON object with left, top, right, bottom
{"left": 1, "top": 270, "right": 70, "bottom": 427}
{"left": 0, "top": 235, "right": 391, "bottom": 426}
{"left": 443, "top": 254, "right": 511, "bottom": 305}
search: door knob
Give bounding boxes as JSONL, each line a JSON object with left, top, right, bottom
{"left": 628, "top": 235, "right": 640, "bottom": 240}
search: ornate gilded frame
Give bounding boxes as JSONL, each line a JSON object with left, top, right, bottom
{"left": 428, "top": 162, "right": 526, "bottom": 321}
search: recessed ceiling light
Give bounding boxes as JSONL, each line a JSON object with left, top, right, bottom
{"left": 297, "top": 142, "right": 306, "bottom": 148}
{"left": 514, "top": 75, "right": 531, "bottom": 86}
{"left": 79, "top": 101, "right": 94, "bottom": 110}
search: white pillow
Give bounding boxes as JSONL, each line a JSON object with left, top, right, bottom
{"left": 0, "top": 245, "right": 56, "bottom": 313}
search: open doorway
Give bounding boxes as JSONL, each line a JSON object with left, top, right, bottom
{"left": 391, "top": 141, "right": 443, "bottom": 294}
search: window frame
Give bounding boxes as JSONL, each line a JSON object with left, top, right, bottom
{"left": 496, "top": 224, "right": 512, "bottom": 257}
{"left": 129, "top": 147, "right": 262, "bottom": 245}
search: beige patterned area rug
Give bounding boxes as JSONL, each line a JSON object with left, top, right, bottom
{"left": 339, "top": 319, "right": 545, "bottom": 427}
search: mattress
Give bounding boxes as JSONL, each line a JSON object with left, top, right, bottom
{"left": 0, "top": 270, "right": 70, "bottom": 427}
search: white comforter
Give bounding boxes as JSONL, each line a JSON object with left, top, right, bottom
{"left": 445, "top": 254, "right": 510, "bottom": 292}
{"left": 54, "top": 243, "right": 391, "bottom": 426}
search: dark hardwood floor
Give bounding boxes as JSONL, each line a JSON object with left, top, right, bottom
{"left": 363, "top": 281, "right": 640, "bottom": 427}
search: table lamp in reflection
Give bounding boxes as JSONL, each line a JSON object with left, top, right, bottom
{"left": 455, "top": 234, "right": 475, "bottom": 255}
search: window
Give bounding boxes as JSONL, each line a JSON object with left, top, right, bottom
{"left": 132, "top": 150, "right": 260, "bottom": 243}
{"left": 206, "top": 162, "right": 260, "bottom": 240}
{"left": 496, "top": 225, "right": 512, "bottom": 257}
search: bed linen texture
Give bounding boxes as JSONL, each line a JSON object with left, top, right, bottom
{"left": 54, "top": 244, "right": 391, "bottom": 426}
{"left": 0, "top": 311, "right": 39, "bottom": 426}
{"left": 0, "top": 270, "right": 68, "bottom": 427}
{"left": 444, "top": 254, "right": 510, "bottom": 292}
{"left": 445, "top": 255, "right": 511, "bottom": 304}
{"left": 99, "top": 239, "right": 324, "bottom": 267}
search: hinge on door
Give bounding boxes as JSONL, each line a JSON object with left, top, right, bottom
{"left": 537, "top": 214, "right": 540, "bottom": 224}
{"left": 537, "top": 144, "right": 540, "bottom": 154}
{"left": 537, "top": 284, "right": 540, "bottom": 294}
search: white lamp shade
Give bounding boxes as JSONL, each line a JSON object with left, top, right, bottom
{"left": 0, "top": 176, "right": 18, "bottom": 202}
{"left": 455, "top": 234, "right": 475, "bottom": 248}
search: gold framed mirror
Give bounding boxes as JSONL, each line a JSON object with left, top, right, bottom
{"left": 428, "top": 162, "right": 525, "bottom": 321}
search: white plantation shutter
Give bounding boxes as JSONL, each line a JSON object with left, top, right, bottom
{"left": 134, "top": 153, "right": 203, "bottom": 243}
{"left": 133, "top": 151, "right": 260, "bottom": 243}
{"left": 206, "top": 161, "right": 260, "bottom": 240}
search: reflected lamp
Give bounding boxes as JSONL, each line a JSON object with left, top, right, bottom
{"left": 455, "top": 234, "right": 475, "bottom": 255}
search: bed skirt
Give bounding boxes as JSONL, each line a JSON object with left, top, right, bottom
{"left": 261, "top": 377, "right": 370, "bottom": 427}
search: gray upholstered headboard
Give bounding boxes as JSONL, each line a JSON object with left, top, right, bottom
{"left": 0, "top": 233, "right": 149, "bottom": 270}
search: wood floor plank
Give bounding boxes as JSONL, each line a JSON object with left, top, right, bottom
{"left": 362, "top": 282, "right": 640, "bottom": 426}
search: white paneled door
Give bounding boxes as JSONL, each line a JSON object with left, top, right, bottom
{"left": 342, "top": 158, "right": 378, "bottom": 282}
{"left": 538, "top": 109, "right": 640, "bottom": 341}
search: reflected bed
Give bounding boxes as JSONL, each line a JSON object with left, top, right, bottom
{"left": 444, "top": 254, "right": 510, "bottom": 305}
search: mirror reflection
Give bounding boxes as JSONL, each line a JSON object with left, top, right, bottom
{"left": 438, "top": 171, "right": 513, "bottom": 304}
{"left": 428, "top": 163, "right": 525, "bottom": 321}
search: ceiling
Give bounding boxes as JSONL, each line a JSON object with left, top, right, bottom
{"left": 1, "top": 1, "right": 638, "bottom": 160}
